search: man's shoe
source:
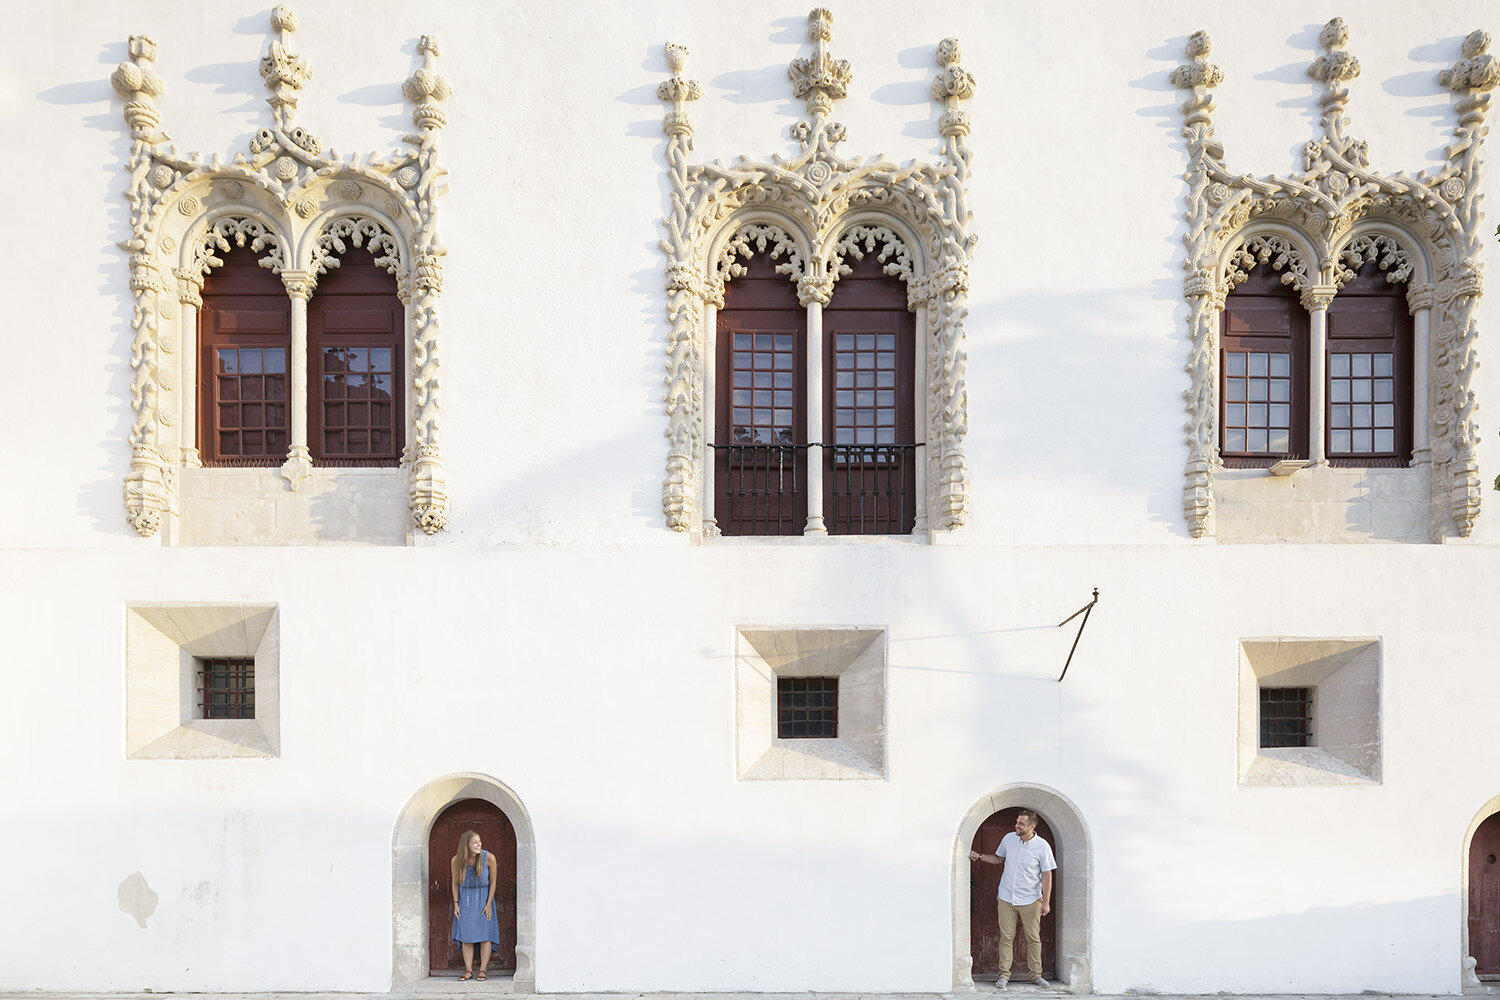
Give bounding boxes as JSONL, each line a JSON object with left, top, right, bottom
{"left": 996, "top": 977, "right": 1008, "bottom": 990}
{"left": 1031, "top": 976, "right": 1050, "bottom": 988}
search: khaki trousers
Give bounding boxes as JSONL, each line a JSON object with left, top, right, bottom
{"left": 996, "top": 898, "right": 1042, "bottom": 980}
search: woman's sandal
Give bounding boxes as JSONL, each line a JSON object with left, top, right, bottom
{"left": 458, "top": 971, "right": 473, "bottom": 982}
{"left": 477, "top": 970, "right": 488, "bottom": 981}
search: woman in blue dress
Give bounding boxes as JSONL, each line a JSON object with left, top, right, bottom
{"left": 450, "top": 830, "right": 501, "bottom": 980}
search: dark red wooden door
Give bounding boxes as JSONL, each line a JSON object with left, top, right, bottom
{"left": 970, "top": 808, "right": 1057, "bottom": 981}
{"left": 428, "top": 799, "right": 518, "bottom": 975}
{"left": 1471, "top": 812, "right": 1500, "bottom": 977}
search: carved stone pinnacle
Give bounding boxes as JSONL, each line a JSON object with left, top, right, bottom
{"left": 1441, "top": 30, "right": 1500, "bottom": 94}
{"left": 789, "top": 7, "right": 851, "bottom": 122}
{"left": 260, "top": 5, "right": 312, "bottom": 128}
{"left": 404, "top": 35, "right": 453, "bottom": 133}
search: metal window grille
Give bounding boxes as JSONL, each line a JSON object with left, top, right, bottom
{"left": 1259, "top": 686, "right": 1312, "bottom": 748}
{"left": 828, "top": 443, "right": 917, "bottom": 534}
{"left": 200, "top": 657, "right": 255, "bottom": 720}
{"left": 1223, "top": 351, "right": 1293, "bottom": 455}
{"left": 777, "top": 676, "right": 838, "bottom": 739}
{"left": 212, "top": 347, "right": 289, "bottom": 461}
{"left": 716, "top": 443, "right": 805, "bottom": 536}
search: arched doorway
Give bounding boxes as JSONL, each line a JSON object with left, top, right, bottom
{"left": 970, "top": 808, "right": 1058, "bottom": 981}
{"left": 392, "top": 774, "right": 536, "bottom": 988}
{"left": 953, "top": 784, "right": 1092, "bottom": 993}
{"left": 1470, "top": 809, "right": 1500, "bottom": 980}
{"left": 427, "top": 799, "right": 518, "bottom": 976}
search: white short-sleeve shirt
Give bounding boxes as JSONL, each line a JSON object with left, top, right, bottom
{"left": 996, "top": 831, "right": 1057, "bottom": 905}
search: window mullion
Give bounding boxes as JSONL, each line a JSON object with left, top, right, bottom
{"left": 802, "top": 286, "right": 828, "bottom": 536}
{"left": 1304, "top": 286, "right": 1336, "bottom": 466}
{"left": 281, "top": 271, "right": 315, "bottom": 487}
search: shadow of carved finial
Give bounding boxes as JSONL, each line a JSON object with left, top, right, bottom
{"left": 404, "top": 35, "right": 453, "bottom": 133}
{"left": 112, "top": 34, "right": 165, "bottom": 138}
{"left": 789, "top": 7, "right": 850, "bottom": 123}
{"left": 261, "top": 4, "right": 311, "bottom": 130}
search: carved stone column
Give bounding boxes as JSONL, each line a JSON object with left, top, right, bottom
{"left": 1172, "top": 32, "right": 1225, "bottom": 539}
{"left": 402, "top": 35, "right": 454, "bottom": 536}
{"left": 175, "top": 269, "right": 204, "bottom": 468}
{"left": 799, "top": 274, "right": 833, "bottom": 536}
{"left": 1407, "top": 282, "right": 1437, "bottom": 465}
{"left": 280, "top": 270, "right": 314, "bottom": 490}
{"left": 658, "top": 43, "right": 704, "bottom": 534}
{"left": 1302, "top": 285, "right": 1337, "bottom": 466}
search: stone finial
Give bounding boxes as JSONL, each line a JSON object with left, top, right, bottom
{"left": 403, "top": 35, "right": 453, "bottom": 133}
{"left": 260, "top": 5, "right": 312, "bottom": 129}
{"left": 932, "top": 38, "right": 975, "bottom": 139}
{"left": 1442, "top": 30, "right": 1500, "bottom": 93}
{"left": 112, "top": 35, "right": 165, "bottom": 137}
{"left": 789, "top": 7, "right": 851, "bottom": 124}
{"left": 1171, "top": 31, "right": 1223, "bottom": 128}
{"left": 658, "top": 43, "right": 703, "bottom": 139}
{"left": 1309, "top": 18, "right": 1360, "bottom": 106}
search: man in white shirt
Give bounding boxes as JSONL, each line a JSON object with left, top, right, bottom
{"left": 970, "top": 809, "right": 1056, "bottom": 989}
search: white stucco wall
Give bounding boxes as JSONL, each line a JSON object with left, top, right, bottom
{"left": 1, "top": 0, "right": 1498, "bottom": 994}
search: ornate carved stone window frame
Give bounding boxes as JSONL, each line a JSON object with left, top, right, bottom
{"left": 111, "top": 6, "right": 452, "bottom": 539}
{"left": 658, "top": 8, "right": 976, "bottom": 539}
{"left": 1173, "top": 20, "right": 1498, "bottom": 540}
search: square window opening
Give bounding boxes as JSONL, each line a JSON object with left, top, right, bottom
{"left": 198, "top": 656, "right": 256, "bottom": 720}
{"left": 1259, "top": 686, "right": 1313, "bottom": 748}
{"left": 777, "top": 676, "right": 839, "bottom": 739}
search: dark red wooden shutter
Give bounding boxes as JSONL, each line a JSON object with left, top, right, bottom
{"left": 715, "top": 253, "right": 807, "bottom": 535}
{"left": 308, "top": 247, "right": 404, "bottom": 466}
{"left": 1326, "top": 262, "right": 1412, "bottom": 467}
{"left": 823, "top": 252, "right": 916, "bottom": 534}
{"left": 198, "top": 246, "right": 291, "bottom": 465}
{"left": 1220, "top": 268, "right": 1309, "bottom": 466}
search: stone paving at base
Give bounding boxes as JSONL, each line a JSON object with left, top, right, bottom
{"left": 0, "top": 990, "right": 1466, "bottom": 1000}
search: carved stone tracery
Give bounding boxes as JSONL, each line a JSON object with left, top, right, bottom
{"left": 658, "top": 9, "right": 976, "bottom": 535}
{"left": 112, "top": 9, "right": 452, "bottom": 538}
{"left": 1173, "top": 21, "right": 1497, "bottom": 539}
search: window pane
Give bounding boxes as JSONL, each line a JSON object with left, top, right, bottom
{"left": 1226, "top": 353, "right": 1246, "bottom": 376}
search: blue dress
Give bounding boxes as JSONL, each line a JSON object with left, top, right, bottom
{"left": 451, "top": 850, "right": 501, "bottom": 946}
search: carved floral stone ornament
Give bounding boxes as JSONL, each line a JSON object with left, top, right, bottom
{"left": 1173, "top": 21, "right": 1498, "bottom": 540}
{"left": 658, "top": 8, "right": 977, "bottom": 536}
{"left": 111, "top": 9, "right": 452, "bottom": 538}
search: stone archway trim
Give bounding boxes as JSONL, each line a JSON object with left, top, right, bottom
{"left": 392, "top": 773, "right": 536, "bottom": 989}
{"left": 953, "top": 783, "right": 1093, "bottom": 995}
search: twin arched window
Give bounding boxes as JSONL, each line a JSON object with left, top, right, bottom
{"left": 1220, "top": 238, "right": 1414, "bottom": 469}
{"left": 713, "top": 245, "right": 917, "bottom": 536}
{"left": 197, "top": 237, "right": 403, "bottom": 467}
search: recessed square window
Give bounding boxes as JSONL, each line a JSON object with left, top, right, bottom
{"left": 1258, "top": 686, "right": 1312, "bottom": 748}
{"left": 1238, "top": 638, "right": 1379, "bottom": 786}
{"left": 735, "top": 626, "right": 886, "bottom": 781}
{"left": 126, "top": 604, "right": 279, "bottom": 759}
{"left": 777, "top": 677, "right": 838, "bottom": 738}
{"left": 199, "top": 657, "right": 256, "bottom": 720}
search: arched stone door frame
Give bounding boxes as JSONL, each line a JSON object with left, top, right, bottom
{"left": 953, "top": 783, "right": 1093, "bottom": 994}
{"left": 1461, "top": 794, "right": 1500, "bottom": 989}
{"left": 392, "top": 773, "right": 536, "bottom": 988}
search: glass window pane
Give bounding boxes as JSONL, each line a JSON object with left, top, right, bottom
{"left": 1226, "top": 353, "right": 1246, "bottom": 376}
{"left": 1375, "top": 429, "right": 1395, "bottom": 452}
{"left": 1332, "top": 430, "right": 1351, "bottom": 452}
{"left": 1248, "top": 353, "right": 1268, "bottom": 377}
{"left": 1353, "top": 429, "right": 1373, "bottom": 452}
{"left": 1374, "top": 354, "right": 1393, "bottom": 377}
{"left": 1269, "top": 354, "right": 1290, "bottom": 377}
{"left": 1331, "top": 404, "right": 1350, "bottom": 428}
{"left": 1330, "top": 354, "right": 1350, "bottom": 378}
{"left": 1226, "top": 404, "right": 1246, "bottom": 426}
{"left": 1352, "top": 354, "right": 1372, "bottom": 377}
{"left": 1270, "top": 404, "right": 1290, "bottom": 427}
{"left": 1226, "top": 429, "right": 1246, "bottom": 451}
{"left": 1248, "top": 381, "right": 1268, "bottom": 402}
{"left": 1248, "top": 428, "right": 1267, "bottom": 451}
{"left": 1269, "top": 429, "right": 1290, "bottom": 452}
{"left": 1374, "top": 380, "right": 1393, "bottom": 403}
{"left": 1226, "top": 379, "right": 1246, "bottom": 402}
{"left": 1331, "top": 381, "right": 1350, "bottom": 403}
{"left": 1352, "top": 381, "right": 1372, "bottom": 403}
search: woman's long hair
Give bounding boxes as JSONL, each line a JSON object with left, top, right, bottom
{"left": 454, "top": 830, "right": 482, "bottom": 881}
